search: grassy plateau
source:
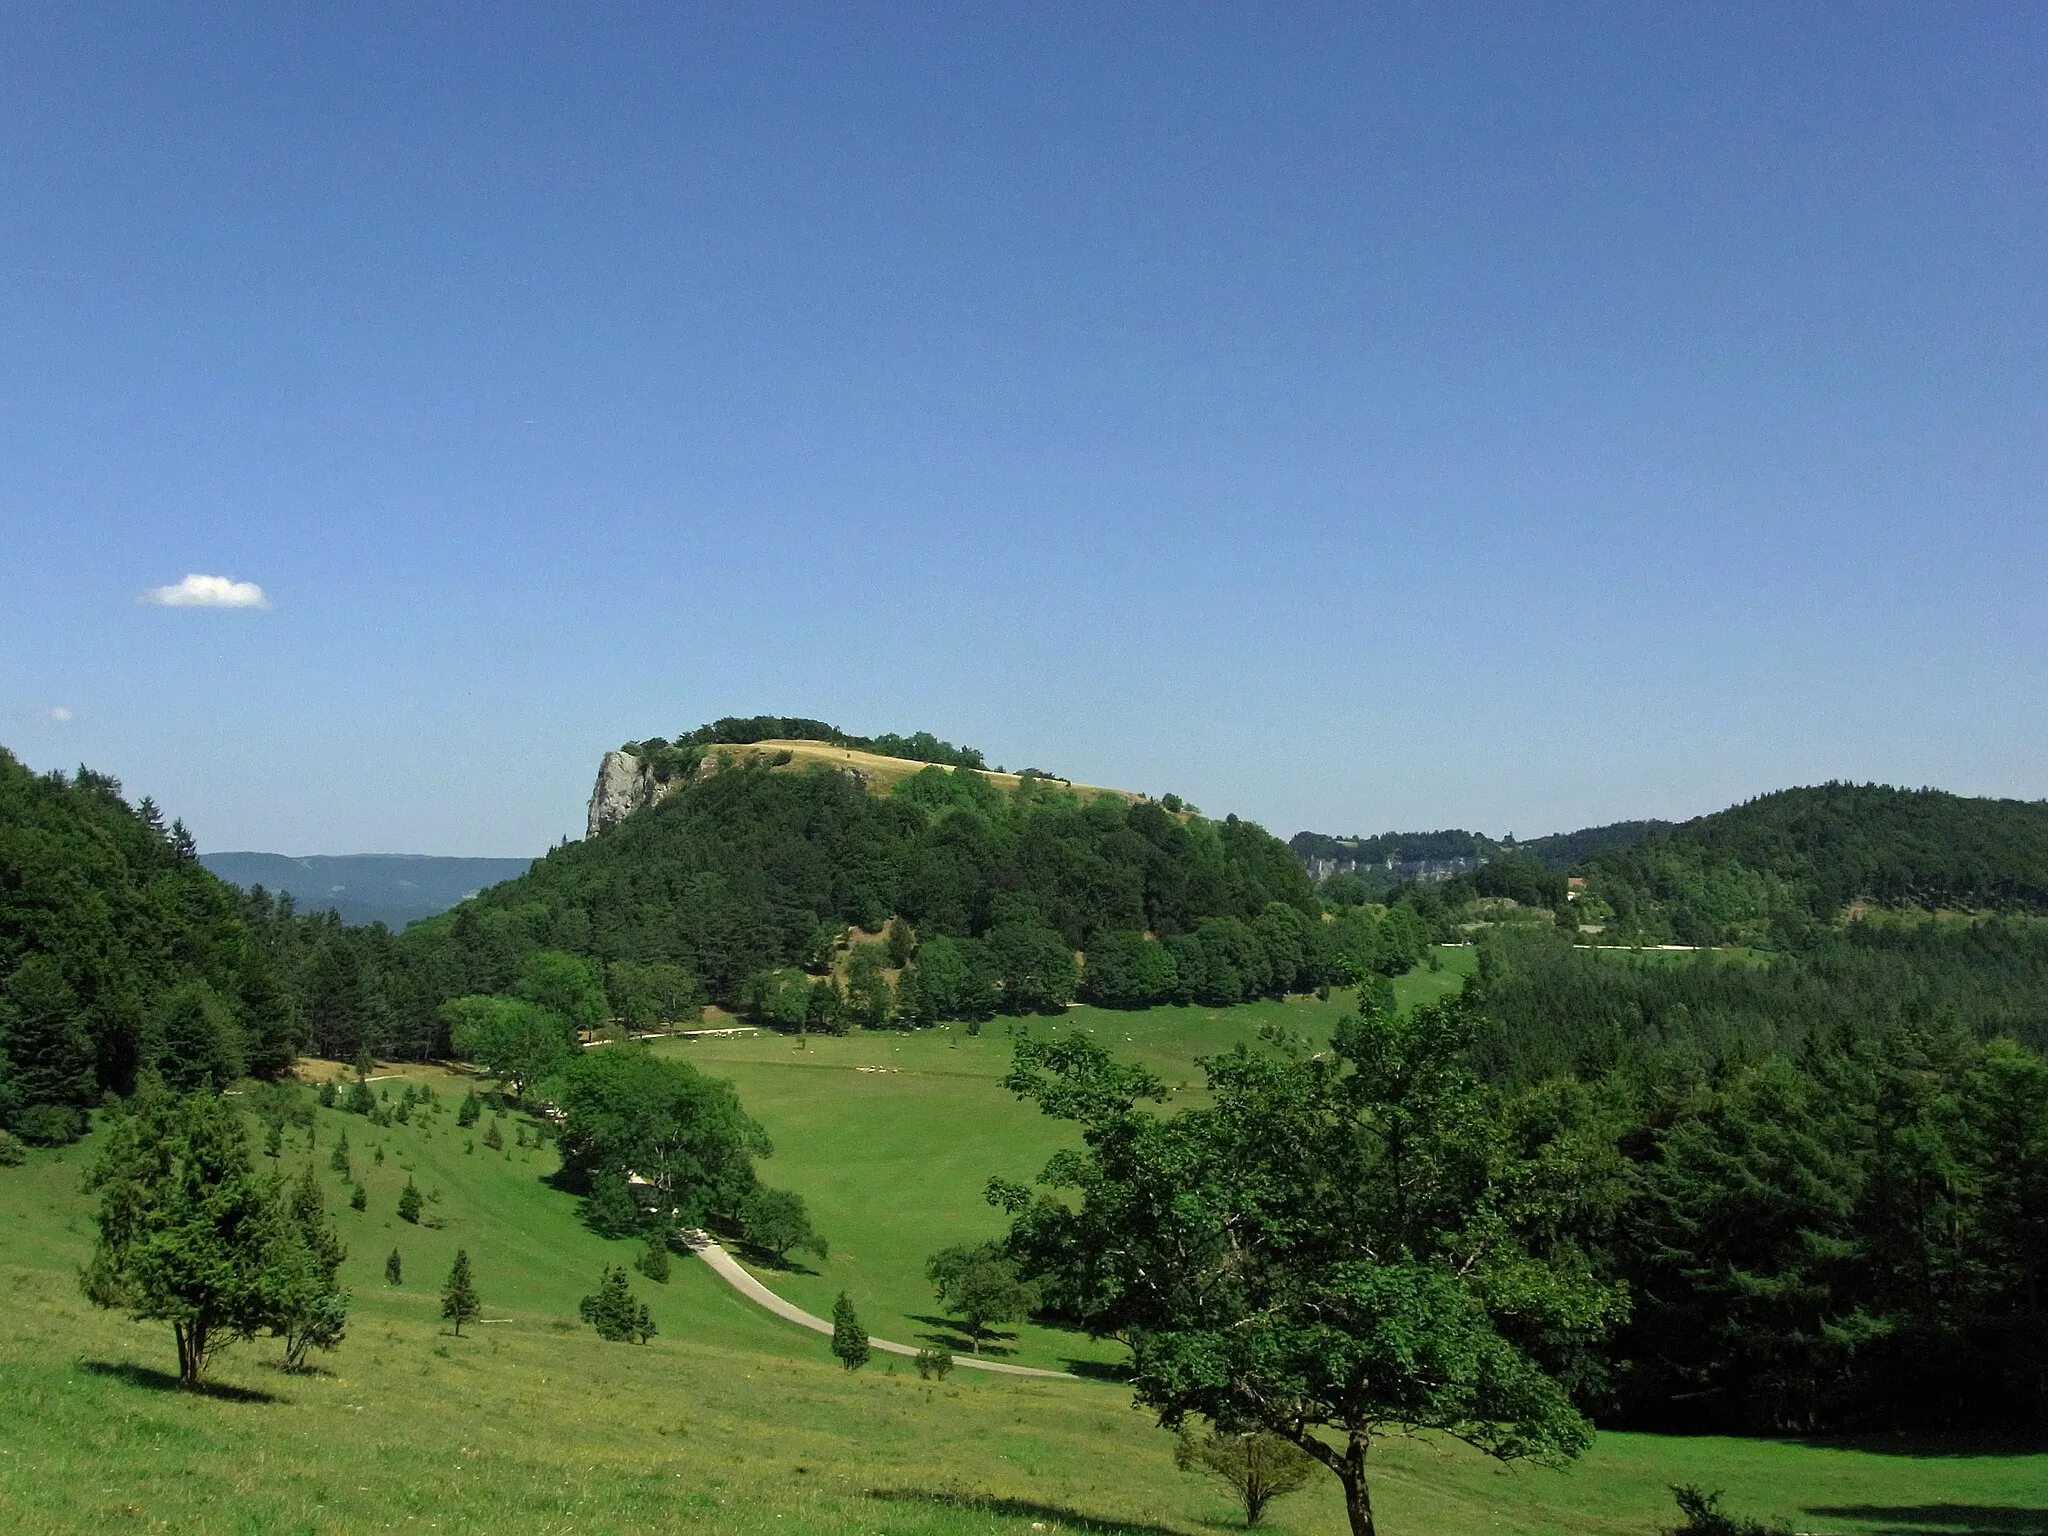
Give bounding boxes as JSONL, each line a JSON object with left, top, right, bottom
{"left": 3, "top": 950, "right": 2043, "bottom": 1534}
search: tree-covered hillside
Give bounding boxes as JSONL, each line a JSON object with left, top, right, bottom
{"left": 0, "top": 749, "right": 295, "bottom": 1142}
{"left": 1582, "top": 783, "right": 2048, "bottom": 945}
{"left": 367, "top": 759, "right": 1345, "bottom": 1051}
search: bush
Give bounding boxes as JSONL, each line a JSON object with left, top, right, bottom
{"left": 12, "top": 1102, "right": 83, "bottom": 1146}
{"left": 0, "top": 1129, "right": 25, "bottom": 1166}
{"left": 914, "top": 1346, "right": 952, "bottom": 1380}
{"left": 1175, "top": 1426, "right": 1316, "bottom": 1527}
{"left": 635, "top": 1239, "right": 670, "bottom": 1284}
{"left": 1665, "top": 1486, "right": 1794, "bottom": 1536}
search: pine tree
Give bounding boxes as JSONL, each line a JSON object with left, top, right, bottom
{"left": 264, "top": 1121, "right": 284, "bottom": 1160}
{"left": 397, "top": 1176, "right": 422, "bottom": 1224}
{"left": 349, "top": 1183, "right": 367, "bottom": 1212}
{"left": 457, "top": 1091, "right": 481, "bottom": 1128}
{"left": 441, "top": 1250, "right": 480, "bottom": 1336}
{"left": 385, "top": 1247, "right": 402, "bottom": 1286}
{"left": 579, "top": 1264, "right": 645, "bottom": 1342}
{"left": 482, "top": 1119, "right": 503, "bottom": 1151}
{"left": 831, "top": 1291, "right": 870, "bottom": 1371}
{"left": 329, "top": 1132, "right": 351, "bottom": 1179}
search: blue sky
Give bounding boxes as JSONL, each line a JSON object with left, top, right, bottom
{"left": 3, "top": 4, "right": 2043, "bottom": 854}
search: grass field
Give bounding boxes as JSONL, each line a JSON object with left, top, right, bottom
{"left": 5, "top": 960, "right": 2044, "bottom": 1535}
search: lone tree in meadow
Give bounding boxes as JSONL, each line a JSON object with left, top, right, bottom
{"left": 988, "top": 994, "right": 1626, "bottom": 1536}
{"left": 740, "top": 1187, "right": 828, "bottom": 1263}
{"left": 925, "top": 1241, "right": 1034, "bottom": 1354}
{"left": 385, "top": 1247, "right": 402, "bottom": 1286}
{"left": 830, "top": 1291, "right": 870, "bottom": 1372}
{"left": 580, "top": 1264, "right": 651, "bottom": 1343}
{"left": 397, "top": 1176, "right": 422, "bottom": 1224}
{"left": 80, "top": 1084, "right": 330, "bottom": 1386}
{"left": 441, "top": 1250, "right": 480, "bottom": 1336}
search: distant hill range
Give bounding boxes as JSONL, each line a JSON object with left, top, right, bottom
{"left": 197, "top": 852, "right": 536, "bottom": 929}
{"left": 1290, "top": 820, "right": 1673, "bottom": 885}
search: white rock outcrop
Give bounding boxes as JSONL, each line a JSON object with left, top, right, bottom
{"left": 586, "top": 750, "right": 656, "bottom": 839}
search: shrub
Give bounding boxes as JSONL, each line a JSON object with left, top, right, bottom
{"left": 914, "top": 1346, "right": 952, "bottom": 1380}
{"left": 1175, "top": 1426, "right": 1316, "bottom": 1527}
{"left": 1666, "top": 1486, "right": 1793, "bottom": 1536}
{"left": 0, "top": 1129, "right": 25, "bottom": 1166}
{"left": 635, "top": 1240, "right": 670, "bottom": 1284}
{"left": 13, "top": 1103, "right": 84, "bottom": 1145}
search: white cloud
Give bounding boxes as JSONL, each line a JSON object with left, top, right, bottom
{"left": 42, "top": 706, "right": 73, "bottom": 722}
{"left": 142, "top": 573, "right": 271, "bottom": 609}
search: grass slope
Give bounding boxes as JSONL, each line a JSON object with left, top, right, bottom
{"left": 701, "top": 739, "right": 1145, "bottom": 802}
{"left": 5, "top": 982, "right": 2044, "bottom": 1534}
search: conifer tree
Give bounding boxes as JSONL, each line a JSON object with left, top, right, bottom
{"left": 441, "top": 1250, "right": 479, "bottom": 1335}
{"left": 80, "top": 1086, "right": 286, "bottom": 1385}
{"left": 264, "top": 1121, "right": 284, "bottom": 1160}
{"left": 385, "top": 1247, "right": 402, "bottom": 1286}
{"left": 397, "top": 1176, "right": 422, "bottom": 1223}
{"left": 482, "top": 1119, "right": 503, "bottom": 1151}
{"left": 349, "top": 1182, "right": 367, "bottom": 1211}
{"left": 579, "top": 1264, "right": 647, "bottom": 1342}
{"left": 831, "top": 1291, "right": 870, "bottom": 1371}
{"left": 329, "top": 1132, "right": 351, "bottom": 1179}
{"left": 274, "top": 1163, "right": 349, "bottom": 1370}
{"left": 457, "top": 1091, "right": 481, "bottom": 1127}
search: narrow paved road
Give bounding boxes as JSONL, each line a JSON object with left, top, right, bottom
{"left": 683, "top": 1232, "right": 1076, "bottom": 1379}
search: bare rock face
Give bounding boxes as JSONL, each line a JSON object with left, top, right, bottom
{"left": 586, "top": 750, "right": 655, "bottom": 839}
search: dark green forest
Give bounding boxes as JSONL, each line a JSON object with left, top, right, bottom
{"left": 1577, "top": 783, "right": 2048, "bottom": 945}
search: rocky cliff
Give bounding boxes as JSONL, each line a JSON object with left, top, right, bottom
{"left": 586, "top": 750, "right": 659, "bottom": 838}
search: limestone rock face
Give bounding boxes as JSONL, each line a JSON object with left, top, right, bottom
{"left": 586, "top": 750, "right": 655, "bottom": 839}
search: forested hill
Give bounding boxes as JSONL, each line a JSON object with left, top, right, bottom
{"left": 0, "top": 748, "right": 296, "bottom": 1143}
{"left": 1582, "top": 783, "right": 2048, "bottom": 944}
{"left": 1289, "top": 818, "right": 1671, "bottom": 882}
{"left": 406, "top": 758, "right": 1314, "bottom": 1010}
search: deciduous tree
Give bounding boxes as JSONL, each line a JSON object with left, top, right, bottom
{"left": 990, "top": 994, "right": 1623, "bottom": 1536}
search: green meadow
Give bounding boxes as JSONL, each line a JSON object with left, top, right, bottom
{"left": 4, "top": 952, "right": 2043, "bottom": 1536}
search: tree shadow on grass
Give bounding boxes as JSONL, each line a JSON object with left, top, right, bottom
{"left": 907, "top": 1314, "right": 1021, "bottom": 1357}
{"left": 728, "top": 1240, "right": 823, "bottom": 1277}
{"left": 78, "top": 1360, "right": 282, "bottom": 1404}
{"left": 865, "top": 1489, "right": 1187, "bottom": 1535}
{"left": 1804, "top": 1506, "right": 2048, "bottom": 1536}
